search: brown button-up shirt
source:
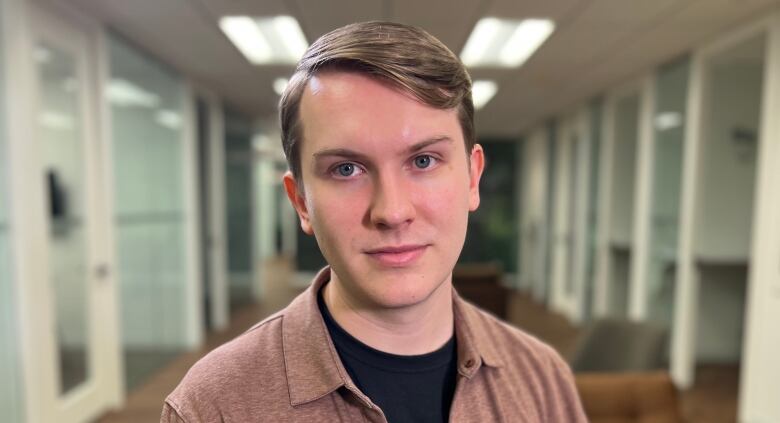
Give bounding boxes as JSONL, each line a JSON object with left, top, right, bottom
{"left": 162, "top": 268, "right": 587, "bottom": 422}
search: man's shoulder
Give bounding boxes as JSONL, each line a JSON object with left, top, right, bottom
{"left": 163, "top": 312, "right": 290, "bottom": 421}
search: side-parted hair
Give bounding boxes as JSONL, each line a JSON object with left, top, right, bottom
{"left": 279, "top": 21, "right": 475, "bottom": 182}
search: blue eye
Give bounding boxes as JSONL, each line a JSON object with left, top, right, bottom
{"left": 336, "top": 163, "right": 357, "bottom": 177}
{"left": 414, "top": 155, "right": 434, "bottom": 169}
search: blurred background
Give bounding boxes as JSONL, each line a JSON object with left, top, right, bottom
{"left": 1, "top": 0, "right": 779, "bottom": 422}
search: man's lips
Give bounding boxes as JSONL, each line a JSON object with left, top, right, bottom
{"left": 364, "top": 244, "right": 429, "bottom": 266}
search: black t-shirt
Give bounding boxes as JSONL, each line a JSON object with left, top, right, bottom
{"left": 318, "top": 289, "right": 458, "bottom": 423}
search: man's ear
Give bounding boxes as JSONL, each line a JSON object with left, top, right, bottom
{"left": 468, "top": 144, "right": 485, "bottom": 212}
{"left": 283, "top": 171, "right": 314, "bottom": 235}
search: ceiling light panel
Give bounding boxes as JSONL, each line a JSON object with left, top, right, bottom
{"left": 472, "top": 80, "right": 498, "bottom": 110}
{"left": 461, "top": 17, "right": 555, "bottom": 68}
{"left": 219, "top": 16, "right": 308, "bottom": 65}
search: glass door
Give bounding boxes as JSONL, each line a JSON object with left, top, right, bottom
{"left": 28, "top": 3, "right": 120, "bottom": 421}
{"left": 608, "top": 92, "right": 640, "bottom": 317}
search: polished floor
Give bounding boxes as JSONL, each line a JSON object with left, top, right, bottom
{"left": 97, "top": 259, "right": 739, "bottom": 423}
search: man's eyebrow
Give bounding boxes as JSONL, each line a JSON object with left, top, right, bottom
{"left": 407, "top": 135, "right": 453, "bottom": 153}
{"left": 312, "top": 136, "right": 453, "bottom": 160}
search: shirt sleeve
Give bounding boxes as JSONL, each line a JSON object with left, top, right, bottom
{"left": 160, "top": 401, "right": 189, "bottom": 423}
{"left": 546, "top": 352, "right": 589, "bottom": 422}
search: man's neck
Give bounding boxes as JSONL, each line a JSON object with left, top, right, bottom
{"left": 322, "top": 273, "right": 455, "bottom": 356}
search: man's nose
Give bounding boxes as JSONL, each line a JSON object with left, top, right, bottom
{"left": 369, "top": 173, "right": 415, "bottom": 229}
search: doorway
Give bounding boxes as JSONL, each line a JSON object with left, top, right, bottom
{"left": 19, "top": 2, "right": 121, "bottom": 421}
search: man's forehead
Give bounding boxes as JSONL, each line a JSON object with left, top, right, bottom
{"left": 298, "top": 71, "right": 462, "bottom": 153}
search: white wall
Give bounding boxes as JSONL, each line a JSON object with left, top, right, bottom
{"left": 740, "top": 19, "right": 780, "bottom": 423}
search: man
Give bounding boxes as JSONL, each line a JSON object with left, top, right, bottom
{"left": 162, "top": 22, "right": 587, "bottom": 422}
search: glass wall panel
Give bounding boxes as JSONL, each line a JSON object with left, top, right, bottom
{"left": 582, "top": 99, "right": 602, "bottom": 321}
{"left": 0, "top": 3, "right": 23, "bottom": 419}
{"left": 609, "top": 93, "right": 640, "bottom": 317}
{"left": 224, "top": 110, "right": 255, "bottom": 309}
{"left": 108, "top": 34, "right": 187, "bottom": 391}
{"left": 646, "top": 57, "right": 690, "bottom": 329}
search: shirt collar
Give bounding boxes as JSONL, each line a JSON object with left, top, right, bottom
{"left": 281, "top": 267, "right": 349, "bottom": 406}
{"left": 281, "top": 266, "right": 504, "bottom": 405}
{"left": 452, "top": 289, "right": 505, "bottom": 377}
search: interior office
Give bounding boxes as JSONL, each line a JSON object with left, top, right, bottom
{"left": 0, "top": 0, "right": 779, "bottom": 422}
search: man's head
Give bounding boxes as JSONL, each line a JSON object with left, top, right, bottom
{"left": 280, "top": 21, "right": 475, "bottom": 182}
{"left": 280, "top": 22, "right": 484, "bottom": 310}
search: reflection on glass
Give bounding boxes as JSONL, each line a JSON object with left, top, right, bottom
{"left": 609, "top": 93, "right": 640, "bottom": 317}
{"left": 35, "top": 42, "right": 90, "bottom": 394}
{"left": 646, "top": 57, "right": 690, "bottom": 328}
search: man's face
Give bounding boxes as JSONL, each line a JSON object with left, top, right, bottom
{"left": 284, "top": 71, "right": 484, "bottom": 309}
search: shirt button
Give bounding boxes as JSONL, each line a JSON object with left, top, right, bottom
{"left": 465, "top": 359, "right": 475, "bottom": 368}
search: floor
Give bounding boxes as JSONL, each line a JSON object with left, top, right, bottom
{"left": 97, "top": 259, "right": 740, "bottom": 423}
{"left": 124, "top": 350, "right": 182, "bottom": 392}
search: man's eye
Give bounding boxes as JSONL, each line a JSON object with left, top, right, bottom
{"left": 413, "top": 154, "right": 436, "bottom": 169}
{"left": 334, "top": 163, "right": 360, "bottom": 177}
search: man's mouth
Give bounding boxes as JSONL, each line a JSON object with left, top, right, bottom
{"left": 364, "top": 244, "right": 428, "bottom": 267}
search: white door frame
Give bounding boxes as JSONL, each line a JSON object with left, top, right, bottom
{"left": 671, "top": 12, "right": 778, "bottom": 390}
{"left": 193, "top": 88, "right": 229, "bottom": 331}
{"left": 739, "top": 13, "right": 780, "bottom": 422}
{"left": 549, "top": 108, "right": 590, "bottom": 323}
{"left": 625, "top": 75, "right": 656, "bottom": 322}
{"left": 593, "top": 79, "right": 649, "bottom": 318}
{"left": 181, "top": 81, "right": 205, "bottom": 348}
{"left": 550, "top": 113, "right": 574, "bottom": 318}
{"left": 9, "top": 1, "right": 122, "bottom": 421}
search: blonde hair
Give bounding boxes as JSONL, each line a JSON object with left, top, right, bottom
{"left": 279, "top": 21, "right": 475, "bottom": 181}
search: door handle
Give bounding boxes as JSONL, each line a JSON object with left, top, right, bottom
{"left": 95, "top": 263, "right": 110, "bottom": 281}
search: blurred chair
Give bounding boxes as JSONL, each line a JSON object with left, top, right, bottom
{"left": 575, "top": 371, "right": 685, "bottom": 423}
{"left": 570, "top": 317, "right": 668, "bottom": 373}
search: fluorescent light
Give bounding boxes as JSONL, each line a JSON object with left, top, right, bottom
{"left": 499, "top": 19, "right": 555, "bottom": 67}
{"left": 273, "top": 78, "right": 289, "bottom": 95}
{"left": 220, "top": 16, "right": 308, "bottom": 65}
{"left": 107, "top": 79, "right": 160, "bottom": 108}
{"left": 472, "top": 80, "right": 498, "bottom": 110}
{"left": 155, "top": 109, "right": 181, "bottom": 129}
{"left": 220, "top": 16, "right": 272, "bottom": 64}
{"left": 273, "top": 16, "right": 308, "bottom": 60}
{"left": 654, "top": 112, "right": 683, "bottom": 131}
{"left": 461, "top": 17, "right": 554, "bottom": 68}
{"left": 461, "top": 18, "right": 501, "bottom": 67}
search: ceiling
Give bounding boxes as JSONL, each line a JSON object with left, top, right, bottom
{"left": 66, "top": 0, "right": 780, "bottom": 138}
